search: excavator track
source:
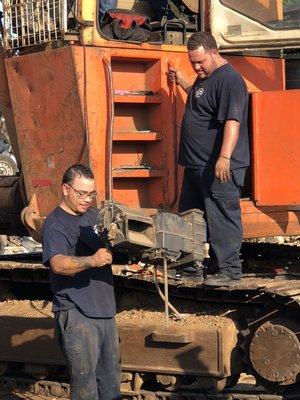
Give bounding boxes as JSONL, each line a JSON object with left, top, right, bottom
{"left": 0, "top": 375, "right": 294, "bottom": 400}
{"left": 0, "top": 244, "right": 300, "bottom": 396}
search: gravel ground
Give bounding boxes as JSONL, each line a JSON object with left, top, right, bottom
{"left": 0, "top": 297, "right": 235, "bottom": 329}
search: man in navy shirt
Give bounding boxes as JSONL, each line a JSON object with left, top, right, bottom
{"left": 42, "top": 164, "right": 121, "bottom": 400}
{"left": 169, "top": 32, "right": 249, "bottom": 286}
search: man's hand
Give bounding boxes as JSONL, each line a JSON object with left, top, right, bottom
{"left": 168, "top": 66, "right": 184, "bottom": 86}
{"left": 215, "top": 157, "right": 231, "bottom": 183}
{"left": 90, "top": 248, "right": 112, "bottom": 267}
{"left": 168, "top": 66, "right": 193, "bottom": 94}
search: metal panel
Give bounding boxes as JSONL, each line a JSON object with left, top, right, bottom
{"left": 118, "top": 322, "right": 240, "bottom": 377}
{"left": 0, "top": 316, "right": 64, "bottom": 364}
{"left": 252, "top": 89, "right": 300, "bottom": 206}
{"left": 5, "top": 46, "right": 89, "bottom": 217}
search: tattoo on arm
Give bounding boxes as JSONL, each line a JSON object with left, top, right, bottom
{"left": 50, "top": 254, "right": 94, "bottom": 276}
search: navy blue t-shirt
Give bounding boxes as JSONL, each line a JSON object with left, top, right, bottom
{"left": 178, "top": 63, "right": 250, "bottom": 169}
{"left": 42, "top": 206, "right": 116, "bottom": 318}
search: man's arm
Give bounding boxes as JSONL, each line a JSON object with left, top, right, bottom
{"left": 50, "top": 247, "right": 112, "bottom": 276}
{"left": 215, "top": 120, "right": 240, "bottom": 183}
{"left": 168, "top": 68, "right": 193, "bottom": 94}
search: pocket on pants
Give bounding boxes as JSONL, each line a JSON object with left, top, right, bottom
{"left": 232, "top": 168, "right": 246, "bottom": 188}
{"left": 59, "top": 309, "right": 75, "bottom": 332}
{"left": 211, "top": 177, "right": 240, "bottom": 201}
{"left": 58, "top": 309, "right": 84, "bottom": 355}
{"left": 211, "top": 189, "right": 239, "bottom": 200}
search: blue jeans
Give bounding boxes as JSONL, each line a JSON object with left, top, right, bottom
{"left": 55, "top": 308, "right": 121, "bottom": 400}
{"left": 100, "top": 0, "right": 117, "bottom": 20}
{"left": 179, "top": 167, "right": 246, "bottom": 279}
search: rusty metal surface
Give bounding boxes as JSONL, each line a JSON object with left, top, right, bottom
{"left": 0, "top": 305, "right": 240, "bottom": 384}
{"left": 0, "top": 315, "right": 64, "bottom": 365}
{"left": 241, "top": 200, "right": 300, "bottom": 238}
{"left": 5, "top": 46, "right": 89, "bottom": 218}
{"left": 0, "top": 311, "right": 240, "bottom": 378}
{"left": 150, "top": 330, "right": 195, "bottom": 344}
{"left": 250, "top": 320, "right": 300, "bottom": 385}
{"left": 119, "top": 320, "right": 240, "bottom": 377}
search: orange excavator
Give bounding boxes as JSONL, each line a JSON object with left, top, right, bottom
{"left": 0, "top": 0, "right": 300, "bottom": 396}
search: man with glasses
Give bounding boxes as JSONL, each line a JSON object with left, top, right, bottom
{"left": 42, "top": 164, "right": 121, "bottom": 400}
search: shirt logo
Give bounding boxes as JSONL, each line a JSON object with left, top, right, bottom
{"left": 195, "top": 87, "right": 205, "bottom": 97}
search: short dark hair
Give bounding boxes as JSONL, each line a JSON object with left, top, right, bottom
{"left": 62, "top": 164, "right": 94, "bottom": 184}
{"left": 187, "top": 32, "right": 218, "bottom": 52}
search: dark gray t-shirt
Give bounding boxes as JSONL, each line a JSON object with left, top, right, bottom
{"left": 178, "top": 63, "right": 250, "bottom": 169}
{"left": 42, "top": 206, "right": 116, "bottom": 318}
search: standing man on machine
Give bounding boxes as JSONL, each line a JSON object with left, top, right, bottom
{"left": 42, "top": 164, "right": 121, "bottom": 400}
{"left": 169, "top": 32, "right": 249, "bottom": 286}
{"left": 100, "top": 0, "right": 118, "bottom": 20}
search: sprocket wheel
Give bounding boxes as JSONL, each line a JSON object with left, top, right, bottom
{"left": 248, "top": 318, "right": 300, "bottom": 393}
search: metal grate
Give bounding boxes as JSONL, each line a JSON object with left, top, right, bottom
{"left": 3, "top": 0, "right": 67, "bottom": 49}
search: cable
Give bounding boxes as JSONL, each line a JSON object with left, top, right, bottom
{"left": 153, "top": 264, "right": 183, "bottom": 321}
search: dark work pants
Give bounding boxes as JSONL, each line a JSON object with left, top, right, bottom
{"left": 179, "top": 167, "right": 246, "bottom": 280}
{"left": 100, "top": 0, "right": 118, "bottom": 19}
{"left": 55, "top": 308, "right": 122, "bottom": 400}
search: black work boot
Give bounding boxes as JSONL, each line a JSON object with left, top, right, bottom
{"left": 174, "top": 262, "right": 204, "bottom": 283}
{"left": 203, "top": 272, "right": 240, "bottom": 286}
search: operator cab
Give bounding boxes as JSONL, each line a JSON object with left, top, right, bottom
{"left": 2, "top": 0, "right": 300, "bottom": 50}
{"left": 100, "top": 0, "right": 300, "bottom": 49}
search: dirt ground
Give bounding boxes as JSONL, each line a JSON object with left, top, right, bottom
{"left": 0, "top": 293, "right": 236, "bottom": 329}
{"left": 116, "top": 288, "right": 237, "bottom": 328}
{"left": 116, "top": 306, "right": 232, "bottom": 328}
{"left": 0, "top": 295, "right": 236, "bottom": 330}
{"left": 0, "top": 300, "right": 53, "bottom": 319}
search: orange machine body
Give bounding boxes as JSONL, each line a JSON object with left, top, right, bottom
{"left": 4, "top": 43, "right": 300, "bottom": 238}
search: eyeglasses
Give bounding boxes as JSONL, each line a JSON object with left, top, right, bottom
{"left": 67, "top": 184, "right": 97, "bottom": 200}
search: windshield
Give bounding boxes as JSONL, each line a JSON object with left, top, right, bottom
{"left": 220, "top": 0, "right": 300, "bottom": 31}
